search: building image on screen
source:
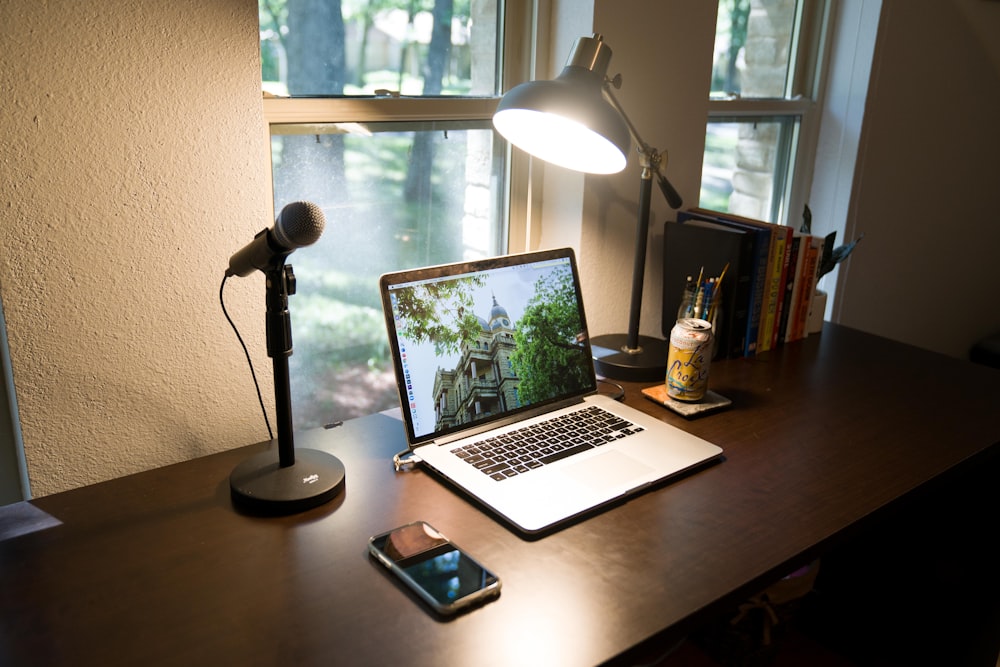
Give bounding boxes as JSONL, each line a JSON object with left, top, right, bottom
{"left": 432, "top": 292, "right": 520, "bottom": 432}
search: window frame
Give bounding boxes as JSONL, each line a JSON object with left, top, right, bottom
{"left": 705, "top": 0, "right": 833, "bottom": 227}
{"left": 260, "top": 2, "right": 536, "bottom": 254}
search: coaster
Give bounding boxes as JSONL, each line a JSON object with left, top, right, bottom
{"left": 641, "top": 383, "right": 732, "bottom": 417}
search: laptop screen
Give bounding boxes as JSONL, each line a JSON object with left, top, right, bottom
{"left": 380, "top": 249, "right": 597, "bottom": 445}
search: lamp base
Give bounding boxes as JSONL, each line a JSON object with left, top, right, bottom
{"left": 591, "top": 333, "right": 668, "bottom": 382}
{"left": 230, "top": 448, "right": 346, "bottom": 515}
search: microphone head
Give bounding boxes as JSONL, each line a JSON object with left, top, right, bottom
{"left": 273, "top": 201, "right": 326, "bottom": 249}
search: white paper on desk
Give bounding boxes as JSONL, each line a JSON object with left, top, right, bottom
{"left": 0, "top": 501, "right": 62, "bottom": 541}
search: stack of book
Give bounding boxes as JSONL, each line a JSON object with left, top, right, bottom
{"left": 662, "top": 207, "right": 830, "bottom": 359}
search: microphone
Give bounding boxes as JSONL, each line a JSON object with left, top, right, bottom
{"left": 225, "top": 199, "right": 345, "bottom": 514}
{"left": 226, "top": 201, "right": 326, "bottom": 277}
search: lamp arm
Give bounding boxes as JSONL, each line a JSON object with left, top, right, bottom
{"left": 602, "top": 80, "right": 683, "bottom": 210}
{"left": 602, "top": 80, "right": 649, "bottom": 158}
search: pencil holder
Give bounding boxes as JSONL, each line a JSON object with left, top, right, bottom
{"left": 677, "top": 293, "right": 721, "bottom": 359}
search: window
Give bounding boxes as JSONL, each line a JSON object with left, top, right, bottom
{"left": 701, "top": 0, "right": 831, "bottom": 226}
{"left": 259, "top": 1, "right": 526, "bottom": 429}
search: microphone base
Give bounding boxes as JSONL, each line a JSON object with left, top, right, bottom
{"left": 230, "top": 448, "right": 345, "bottom": 515}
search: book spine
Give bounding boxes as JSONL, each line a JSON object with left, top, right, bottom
{"left": 728, "top": 236, "right": 755, "bottom": 359}
{"left": 758, "top": 227, "right": 788, "bottom": 353}
{"left": 783, "top": 234, "right": 808, "bottom": 343}
{"left": 791, "top": 237, "right": 821, "bottom": 341}
{"left": 769, "top": 226, "right": 794, "bottom": 349}
{"left": 803, "top": 234, "right": 828, "bottom": 332}
{"left": 741, "top": 229, "right": 769, "bottom": 357}
{"left": 776, "top": 234, "right": 801, "bottom": 346}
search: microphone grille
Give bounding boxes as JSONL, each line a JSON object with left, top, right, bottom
{"left": 273, "top": 201, "right": 326, "bottom": 248}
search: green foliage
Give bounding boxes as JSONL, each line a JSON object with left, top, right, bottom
{"left": 711, "top": 0, "right": 751, "bottom": 94}
{"left": 510, "top": 269, "right": 589, "bottom": 405}
{"left": 291, "top": 291, "right": 388, "bottom": 364}
{"left": 391, "top": 276, "right": 486, "bottom": 356}
{"left": 261, "top": 0, "right": 495, "bottom": 427}
{"left": 699, "top": 186, "right": 731, "bottom": 213}
{"left": 261, "top": 0, "right": 477, "bottom": 93}
{"left": 699, "top": 124, "right": 736, "bottom": 211}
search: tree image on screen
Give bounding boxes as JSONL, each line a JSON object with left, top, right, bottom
{"left": 509, "top": 268, "right": 589, "bottom": 405}
{"left": 392, "top": 275, "right": 487, "bottom": 356}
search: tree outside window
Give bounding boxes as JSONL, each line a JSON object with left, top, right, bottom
{"left": 258, "top": 0, "right": 507, "bottom": 429}
{"left": 702, "top": 0, "right": 827, "bottom": 226}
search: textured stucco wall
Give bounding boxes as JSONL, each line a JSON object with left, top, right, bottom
{"left": 1, "top": 1, "right": 275, "bottom": 496}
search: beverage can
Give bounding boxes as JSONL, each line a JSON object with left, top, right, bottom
{"left": 666, "top": 318, "right": 713, "bottom": 401}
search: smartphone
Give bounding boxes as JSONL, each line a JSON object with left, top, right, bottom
{"left": 368, "top": 521, "right": 501, "bottom": 615}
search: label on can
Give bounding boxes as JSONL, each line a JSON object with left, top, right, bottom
{"left": 666, "top": 318, "right": 713, "bottom": 401}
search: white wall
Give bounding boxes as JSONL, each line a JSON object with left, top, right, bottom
{"left": 534, "top": 0, "right": 594, "bottom": 254}
{"left": 580, "top": 1, "right": 718, "bottom": 341}
{"left": 0, "top": 1, "right": 274, "bottom": 496}
{"left": 833, "top": 0, "right": 1000, "bottom": 358}
{"left": 808, "top": 0, "right": 881, "bottom": 314}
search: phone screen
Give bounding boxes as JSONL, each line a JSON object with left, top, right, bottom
{"left": 369, "top": 522, "right": 500, "bottom": 614}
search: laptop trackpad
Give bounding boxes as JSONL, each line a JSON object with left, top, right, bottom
{"left": 562, "top": 450, "right": 655, "bottom": 491}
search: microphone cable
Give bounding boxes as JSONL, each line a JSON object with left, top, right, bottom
{"left": 219, "top": 275, "right": 274, "bottom": 441}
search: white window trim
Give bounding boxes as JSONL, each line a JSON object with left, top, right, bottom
{"left": 707, "top": 96, "right": 818, "bottom": 225}
{"left": 262, "top": 97, "right": 500, "bottom": 125}
{"left": 706, "top": 0, "right": 835, "bottom": 227}
{"left": 260, "top": 2, "right": 539, "bottom": 256}
{"left": 707, "top": 98, "right": 814, "bottom": 118}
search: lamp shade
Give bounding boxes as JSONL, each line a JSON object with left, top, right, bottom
{"left": 493, "top": 35, "right": 630, "bottom": 175}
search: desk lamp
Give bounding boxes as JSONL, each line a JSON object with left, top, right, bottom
{"left": 493, "top": 34, "right": 682, "bottom": 381}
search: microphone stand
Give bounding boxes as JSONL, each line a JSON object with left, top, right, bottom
{"left": 230, "top": 258, "right": 346, "bottom": 514}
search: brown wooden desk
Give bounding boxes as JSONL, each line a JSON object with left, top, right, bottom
{"left": 1, "top": 324, "right": 997, "bottom": 666}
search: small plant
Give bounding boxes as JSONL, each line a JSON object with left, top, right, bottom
{"left": 800, "top": 204, "right": 863, "bottom": 279}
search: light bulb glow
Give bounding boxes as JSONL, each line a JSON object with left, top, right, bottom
{"left": 494, "top": 109, "right": 628, "bottom": 175}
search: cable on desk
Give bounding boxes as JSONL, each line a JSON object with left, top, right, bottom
{"left": 597, "top": 378, "right": 626, "bottom": 401}
{"left": 393, "top": 450, "right": 422, "bottom": 472}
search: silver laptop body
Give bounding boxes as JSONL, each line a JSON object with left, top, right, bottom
{"left": 379, "top": 248, "right": 722, "bottom": 535}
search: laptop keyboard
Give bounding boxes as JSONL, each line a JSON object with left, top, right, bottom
{"left": 450, "top": 405, "right": 645, "bottom": 481}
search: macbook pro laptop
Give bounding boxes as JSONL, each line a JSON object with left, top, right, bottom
{"left": 379, "top": 248, "right": 723, "bottom": 535}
